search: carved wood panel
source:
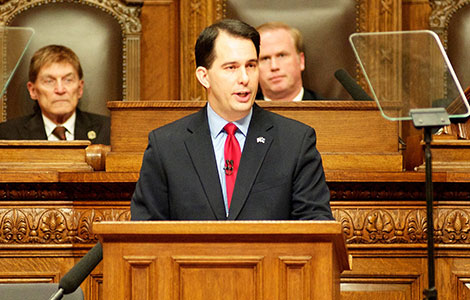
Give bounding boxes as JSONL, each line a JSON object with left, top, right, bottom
{"left": 0, "top": 179, "right": 469, "bottom": 299}
{"left": 124, "top": 256, "right": 157, "bottom": 300}
{"left": 179, "top": 0, "right": 226, "bottom": 100}
{"left": 172, "top": 256, "right": 263, "bottom": 300}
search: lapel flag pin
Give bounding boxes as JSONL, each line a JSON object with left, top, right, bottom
{"left": 257, "top": 137, "right": 265, "bottom": 144}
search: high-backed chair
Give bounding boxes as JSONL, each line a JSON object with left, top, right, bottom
{"left": 226, "top": 0, "right": 358, "bottom": 100}
{"left": 430, "top": 0, "right": 470, "bottom": 92}
{"left": 0, "top": 0, "right": 141, "bottom": 122}
{"left": 0, "top": 283, "right": 84, "bottom": 300}
{"left": 429, "top": 0, "right": 470, "bottom": 138}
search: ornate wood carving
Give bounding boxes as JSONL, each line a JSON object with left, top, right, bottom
{"left": 1, "top": 181, "right": 470, "bottom": 246}
{"left": 349, "top": 1, "right": 403, "bottom": 94}
{"left": 0, "top": 0, "right": 142, "bottom": 120}
{"left": 334, "top": 207, "right": 470, "bottom": 245}
{"left": 180, "top": 0, "right": 226, "bottom": 101}
{"left": 0, "top": 183, "right": 135, "bottom": 200}
{"left": 430, "top": 0, "right": 470, "bottom": 46}
{"left": 0, "top": 178, "right": 469, "bottom": 300}
{"left": 0, "top": 207, "right": 130, "bottom": 244}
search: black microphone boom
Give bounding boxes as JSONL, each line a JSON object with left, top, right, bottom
{"left": 334, "top": 68, "right": 373, "bottom": 101}
{"left": 49, "top": 242, "right": 103, "bottom": 300}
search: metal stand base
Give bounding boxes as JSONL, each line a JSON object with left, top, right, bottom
{"left": 410, "top": 108, "right": 450, "bottom": 300}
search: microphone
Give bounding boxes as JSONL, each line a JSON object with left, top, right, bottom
{"left": 49, "top": 242, "right": 103, "bottom": 300}
{"left": 224, "top": 159, "right": 234, "bottom": 175}
{"left": 334, "top": 69, "right": 373, "bottom": 100}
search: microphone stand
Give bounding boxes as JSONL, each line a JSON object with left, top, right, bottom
{"left": 48, "top": 288, "right": 64, "bottom": 300}
{"left": 410, "top": 108, "right": 450, "bottom": 300}
{"left": 422, "top": 126, "right": 437, "bottom": 300}
{"left": 48, "top": 242, "right": 103, "bottom": 300}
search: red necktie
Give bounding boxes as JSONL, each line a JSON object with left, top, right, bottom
{"left": 224, "top": 123, "right": 241, "bottom": 209}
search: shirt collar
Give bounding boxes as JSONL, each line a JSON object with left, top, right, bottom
{"left": 207, "top": 102, "right": 252, "bottom": 139}
{"left": 43, "top": 112, "right": 76, "bottom": 137}
{"left": 264, "top": 87, "right": 304, "bottom": 102}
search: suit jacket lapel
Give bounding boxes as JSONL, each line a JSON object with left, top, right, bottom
{"left": 228, "top": 104, "right": 273, "bottom": 220}
{"left": 75, "top": 109, "right": 91, "bottom": 140}
{"left": 21, "top": 112, "right": 47, "bottom": 139}
{"left": 184, "top": 107, "right": 226, "bottom": 220}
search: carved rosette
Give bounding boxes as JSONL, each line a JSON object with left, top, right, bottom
{"left": 0, "top": 207, "right": 130, "bottom": 244}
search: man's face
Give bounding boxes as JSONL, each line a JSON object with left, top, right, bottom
{"left": 27, "top": 62, "right": 83, "bottom": 124}
{"left": 196, "top": 31, "right": 259, "bottom": 122}
{"left": 258, "top": 28, "right": 305, "bottom": 100}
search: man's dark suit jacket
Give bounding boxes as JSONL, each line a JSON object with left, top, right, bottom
{"left": 255, "top": 87, "right": 323, "bottom": 100}
{"left": 0, "top": 108, "right": 110, "bottom": 144}
{"left": 131, "top": 103, "right": 333, "bottom": 221}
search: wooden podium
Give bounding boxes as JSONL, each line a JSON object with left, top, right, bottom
{"left": 93, "top": 221, "right": 350, "bottom": 300}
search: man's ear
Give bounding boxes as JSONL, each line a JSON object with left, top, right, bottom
{"left": 26, "top": 82, "right": 38, "bottom": 100}
{"left": 299, "top": 52, "right": 305, "bottom": 72}
{"left": 195, "top": 66, "right": 210, "bottom": 89}
{"left": 78, "top": 79, "right": 84, "bottom": 99}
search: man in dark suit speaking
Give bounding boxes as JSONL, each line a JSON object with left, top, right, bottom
{"left": 0, "top": 45, "right": 110, "bottom": 144}
{"left": 131, "top": 19, "right": 333, "bottom": 221}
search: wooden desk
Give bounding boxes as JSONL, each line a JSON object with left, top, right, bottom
{"left": 95, "top": 221, "right": 350, "bottom": 300}
{"left": 106, "top": 101, "right": 403, "bottom": 172}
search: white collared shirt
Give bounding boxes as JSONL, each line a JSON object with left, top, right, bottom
{"left": 264, "top": 87, "right": 304, "bottom": 102}
{"left": 43, "top": 112, "right": 76, "bottom": 141}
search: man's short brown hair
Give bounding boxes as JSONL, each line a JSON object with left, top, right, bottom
{"left": 29, "top": 45, "right": 83, "bottom": 82}
{"left": 195, "top": 19, "right": 260, "bottom": 69}
{"left": 256, "top": 22, "right": 304, "bottom": 54}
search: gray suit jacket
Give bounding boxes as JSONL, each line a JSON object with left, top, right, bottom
{"left": 0, "top": 108, "right": 110, "bottom": 144}
{"left": 131, "top": 103, "right": 333, "bottom": 221}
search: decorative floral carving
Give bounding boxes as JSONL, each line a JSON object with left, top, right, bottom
{"left": 39, "top": 210, "right": 67, "bottom": 243}
{"left": 0, "top": 207, "right": 130, "bottom": 244}
{"left": 1, "top": 206, "right": 470, "bottom": 245}
{"left": 365, "top": 210, "right": 394, "bottom": 242}
{"left": 442, "top": 210, "right": 470, "bottom": 243}
{"left": 406, "top": 210, "right": 428, "bottom": 243}
{"left": 333, "top": 207, "right": 470, "bottom": 245}
{"left": 1, "top": 209, "right": 28, "bottom": 243}
{"left": 1, "top": 181, "right": 470, "bottom": 245}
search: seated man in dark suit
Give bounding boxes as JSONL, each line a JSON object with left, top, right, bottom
{"left": 131, "top": 19, "right": 333, "bottom": 221}
{"left": 0, "top": 45, "right": 110, "bottom": 144}
{"left": 256, "top": 22, "right": 322, "bottom": 101}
